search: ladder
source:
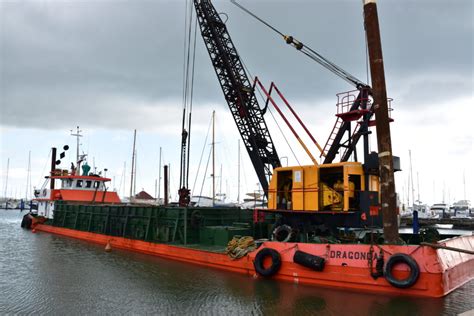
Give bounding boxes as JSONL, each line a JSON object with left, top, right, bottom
{"left": 321, "top": 117, "right": 343, "bottom": 158}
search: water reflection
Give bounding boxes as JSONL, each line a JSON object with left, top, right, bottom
{"left": 1, "top": 210, "right": 472, "bottom": 315}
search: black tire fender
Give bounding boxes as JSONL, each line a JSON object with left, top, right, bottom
{"left": 254, "top": 248, "right": 282, "bottom": 277}
{"left": 21, "top": 214, "right": 32, "bottom": 229}
{"left": 384, "top": 253, "right": 420, "bottom": 289}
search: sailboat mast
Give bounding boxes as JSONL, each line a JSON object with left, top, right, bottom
{"left": 158, "top": 147, "right": 162, "bottom": 201}
{"left": 130, "top": 129, "right": 137, "bottom": 198}
{"left": 4, "top": 158, "right": 9, "bottom": 205}
{"left": 122, "top": 161, "right": 126, "bottom": 198}
{"left": 417, "top": 171, "right": 420, "bottom": 203}
{"left": 409, "top": 150, "right": 414, "bottom": 207}
{"left": 212, "top": 110, "right": 215, "bottom": 206}
{"left": 134, "top": 151, "right": 137, "bottom": 196}
{"left": 237, "top": 139, "right": 240, "bottom": 203}
{"left": 463, "top": 171, "right": 466, "bottom": 200}
{"left": 406, "top": 176, "right": 410, "bottom": 207}
{"left": 26, "top": 151, "right": 31, "bottom": 200}
{"left": 219, "top": 164, "right": 223, "bottom": 199}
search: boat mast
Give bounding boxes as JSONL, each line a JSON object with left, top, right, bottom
{"left": 463, "top": 171, "right": 466, "bottom": 200}
{"left": 237, "top": 139, "right": 240, "bottom": 204}
{"left": 212, "top": 110, "right": 215, "bottom": 206}
{"left": 70, "top": 126, "right": 82, "bottom": 167}
{"left": 3, "top": 157, "right": 9, "bottom": 207}
{"left": 122, "top": 161, "right": 126, "bottom": 198}
{"left": 363, "top": 0, "right": 399, "bottom": 243}
{"left": 130, "top": 129, "right": 137, "bottom": 199}
{"left": 25, "top": 151, "right": 31, "bottom": 201}
{"left": 442, "top": 181, "right": 445, "bottom": 204}
{"left": 406, "top": 177, "right": 410, "bottom": 208}
{"left": 409, "top": 150, "right": 414, "bottom": 207}
{"left": 417, "top": 171, "right": 420, "bottom": 203}
{"left": 134, "top": 152, "right": 137, "bottom": 196}
{"left": 219, "top": 164, "right": 223, "bottom": 200}
{"left": 158, "top": 147, "right": 162, "bottom": 202}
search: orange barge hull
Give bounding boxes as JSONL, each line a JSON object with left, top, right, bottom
{"left": 34, "top": 224, "right": 474, "bottom": 297}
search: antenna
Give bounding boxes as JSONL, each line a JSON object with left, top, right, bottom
{"left": 70, "top": 126, "right": 83, "bottom": 165}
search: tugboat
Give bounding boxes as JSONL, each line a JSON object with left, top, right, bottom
{"left": 25, "top": 0, "right": 473, "bottom": 298}
{"left": 21, "top": 146, "right": 120, "bottom": 229}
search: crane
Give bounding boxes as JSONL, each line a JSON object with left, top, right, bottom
{"left": 193, "top": 0, "right": 399, "bottom": 237}
{"left": 193, "top": 0, "right": 281, "bottom": 197}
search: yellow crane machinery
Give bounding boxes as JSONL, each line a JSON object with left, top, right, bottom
{"left": 267, "top": 162, "right": 380, "bottom": 213}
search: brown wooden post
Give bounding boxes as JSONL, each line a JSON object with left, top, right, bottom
{"left": 50, "top": 147, "right": 57, "bottom": 190}
{"left": 363, "top": 0, "right": 399, "bottom": 243}
{"left": 164, "top": 165, "right": 169, "bottom": 206}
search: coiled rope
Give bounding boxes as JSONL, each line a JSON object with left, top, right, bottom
{"left": 226, "top": 236, "right": 256, "bottom": 260}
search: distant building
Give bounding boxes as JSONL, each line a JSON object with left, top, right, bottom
{"left": 134, "top": 190, "right": 154, "bottom": 200}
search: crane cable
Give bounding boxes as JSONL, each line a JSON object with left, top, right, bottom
{"left": 180, "top": 0, "right": 198, "bottom": 190}
{"left": 239, "top": 56, "right": 301, "bottom": 166}
{"left": 230, "top": 0, "right": 367, "bottom": 89}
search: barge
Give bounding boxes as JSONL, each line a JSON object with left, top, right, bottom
{"left": 30, "top": 203, "right": 473, "bottom": 298}
{"left": 24, "top": 0, "right": 474, "bottom": 299}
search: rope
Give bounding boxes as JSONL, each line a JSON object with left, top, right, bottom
{"left": 230, "top": 0, "right": 285, "bottom": 37}
{"left": 186, "top": 16, "right": 199, "bottom": 188}
{"left": 231, "top": 0, "right": 367, "bottom": 88}
{"left": 180, "top": 0, "right": 198, "bottom": 190}
{"left": 37, "top": 148, "right": 52, "bottom": 188}
{"left": 226, "top": 236, "right": 256, "bottom": 260}
{"left": 239, "top": 59, "right": 301, "bottom": 166}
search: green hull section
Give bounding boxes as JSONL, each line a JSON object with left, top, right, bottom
{"left": 51, "top": 202, "right": 273, "bottom": 247}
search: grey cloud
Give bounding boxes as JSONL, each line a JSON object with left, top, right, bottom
{"left": 1, "top": 0, "right": 472, "bottom": 130}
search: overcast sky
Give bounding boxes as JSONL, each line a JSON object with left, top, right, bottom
{"left": 1, "top": 0, "right": 473, "bottom": 205}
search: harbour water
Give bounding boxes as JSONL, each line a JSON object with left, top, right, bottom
{"left": 1, "top": 210, "right": 472, "bottom": 315}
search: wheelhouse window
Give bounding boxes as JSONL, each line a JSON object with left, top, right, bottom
{"left": 85, "top": 180, "right": 92, "bottom": 188}
{"left": 76, "top": 180, "right": 83, "bottom": 188}
{"left": 94, "top": 181, "right": 101, "bottom": 189}
{"left": 62, "top": 179, "right": 73, "bottom": 188}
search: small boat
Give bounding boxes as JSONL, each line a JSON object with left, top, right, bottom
{"left": 412, "top": 202, "right": 438, "bottom": 219}
{"left": 452, "top": 200, "right": 472, "bottom": 218}
{"left": 434, "top": 224, "right": 454, "bottom": 229}
{"left": 190, "top": 195, "right": 239, "bottom": 208}
{"left": 430, "top": 203, "right": 451, "bottom": 219}
{"left": 21, "top": 145, "right": 121, "bottom": 229}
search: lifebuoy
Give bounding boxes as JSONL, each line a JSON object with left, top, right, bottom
{"left": 254, "top": 248, "right": 282, "bottom": 277}
{"left": 384, "top": 253, "right": 420, "bottom": 288}
{"left": 272, "top": 225, "right": 294, "bottom": 242}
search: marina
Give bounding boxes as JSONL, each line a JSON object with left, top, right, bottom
{"left": 1, "top": 0, "right": 473, "bottom": 314}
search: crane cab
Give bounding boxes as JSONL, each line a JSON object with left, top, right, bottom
{"left": 267, "top": 162, "right": 380, "bottom": 212}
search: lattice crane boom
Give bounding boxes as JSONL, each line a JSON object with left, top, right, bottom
{"left": 193, "top": 0, "right": 280, "bottom": 196}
